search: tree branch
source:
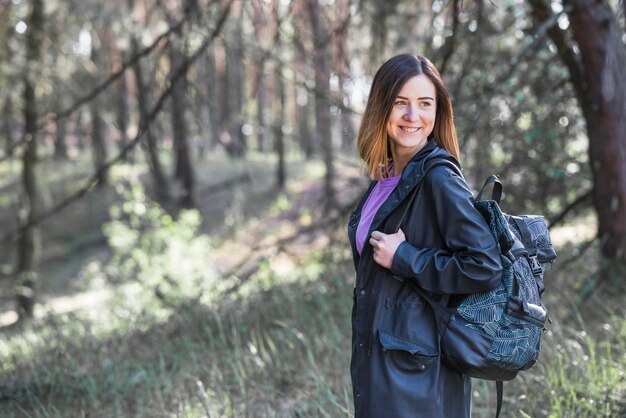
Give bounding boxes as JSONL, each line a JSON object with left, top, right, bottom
{"left": 1, "top": 0, "right": 234, "bottom": 245}
{"left": 459, "top": 7, "right": 568, "bottom": 149}
{"left": 547, "top": 189, "right": 593, "bottom": 229}
{"left": 438, "top": 0, "right": 460, "bottom": 76}
{"left": 0, "top": 6, "right": 194, "bottom": 165}
{"left": 527, "top": 0, "right": 584, "bottom": 90}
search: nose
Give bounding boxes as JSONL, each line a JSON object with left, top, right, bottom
{"left": 403, "top": 103, "right": 419, "bottom": 122}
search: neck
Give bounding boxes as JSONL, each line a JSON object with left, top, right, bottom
{"left": 390, "top": 143, "right": 427, "bottom": 176}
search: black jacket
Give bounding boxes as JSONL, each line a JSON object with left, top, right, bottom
{"left": 347, "top": 140, "right": 503, "bottom": 418}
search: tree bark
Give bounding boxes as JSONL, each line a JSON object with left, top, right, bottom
{"left": 1, "top": 3, "right": 14, "bottom": 156}
{"left": 368, "top": 1, "right": 399, "bottom": 72}
{"left": 89, "top": 40, "right": 108, "bottom": 187}
{"left": 292, "top": 0, "right": 313, "bottom": 159}
{"left": 169, "top": 41, "right": 195, "bottom": 208}
{"left": 307, "top": 0, "right": 337, "bottom": 211}
{"left": 529, "top": 0, "right": 626, "bottom": 261}
{"left": 257, "top": 77, "right": 268, "bottom": 152}
{"left": 226, "top": 1, "right": 246, "bottom": 158}
{"left": 115, "top": 72, "right": 130, "bottom": 159}
{"left": 251, "top": 2, "right": 269, "bottom": 153}
{"left": 293, "top": 39, "right": 313, "bottom": 158}
{"left": 275, "top": 63, "right": 286, "bottom": 190}
{"left": 2, "top": 96, "right": 14, "bottom": 156}
{"left": 205, "top": 44, "right": 220, "bottom": 150}
{"left": 132, "top": 37, "right": 169, "bottom": 201}
{"left": 54, "top": 101, "right": 68, "bottom": 159}
{"left": 105, "top": 25, "right": 130, "bottom": 160}
{"left": 563, "top": 0, "right": 626, "bottom": 261}
{"left": 334, "top": 0, "right": 355, "bottom": 151}
{"left": 16, "top": 0, "right": 44, "bottom": 319}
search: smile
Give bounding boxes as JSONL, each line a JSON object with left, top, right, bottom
{"left": 400, "top": 127, "right": 420, "bottom": 133}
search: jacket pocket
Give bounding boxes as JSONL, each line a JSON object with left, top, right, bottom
{"left": 378, "top": 330, "right": 437, "bottom": 373}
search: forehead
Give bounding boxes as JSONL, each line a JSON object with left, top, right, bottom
{"left": 397, "top": 74, "right": 436, "bottom": 98}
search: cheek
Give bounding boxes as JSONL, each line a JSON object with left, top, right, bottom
{"left": 424, "top": 110, "right": 436, "bottom": 126}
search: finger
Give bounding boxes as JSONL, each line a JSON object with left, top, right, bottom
{"left": 371, "top": 231, "right": 384, "bottom": 240}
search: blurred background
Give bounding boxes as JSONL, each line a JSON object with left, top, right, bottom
{"left": 0, "top": 0, "right": 625, "bottom": 416}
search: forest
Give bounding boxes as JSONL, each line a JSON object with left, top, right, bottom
{"left": 0, "top": 0, "right": 625, "bottom": 416}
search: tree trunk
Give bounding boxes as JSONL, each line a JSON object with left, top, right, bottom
{"left": 54, "top": 104, "right": 68, "bottom": 159}
{"left": 292, "top": 0, "right": 313, "bottom": 159}
{"left": 334, "top": 0, "right": 355, "bottom": 151}
{"left": 562, "top": 0, "right": 626, "bottom": 261}
{"left": 226, "top": 1, "right": 246, "bottom": 158}
{"left": 257, "top": 73, "right": 267, "bottom": 152}
{"left": 16, "top": 0, "right": 44, "bottom": 320}
{"left": 2, "top": 96, "right": 14, "bottom": 155}
{"left": 75, "top": 109, "right": 86, "bottom": 151}
{"left": 1, "top": 3, "right": 14, "bottom": 155}
{"left": 169, "top": 41, "right": 195, "bottom": 208}
{"left": 307, "top": 0, "right": 337, "bottom": 211}
{"left": 529, "top": 0, "right": 626, "bottom": 262}
{"left": 53, "top": 87, "right": 68, "bottom": 159}
{"left": 275, "top": 63, "right": 286, "bottom": 189}
{"left": 368, "top": 1, "right": 399, "bottom": 72}
{"left": 132, "top": 37, "right": 169, "bottom": 201}
{"left": 89, "top": 41, "right": 108, "bottom": 186}
{"left": 115, "top": 72, "right": 130, "bottom": 159}
{"left": 293, "top": 40, "right": 313, "bottom": 158}
{"left": 205, "top": 44, "right": 220, "bottom": 150}
{"left": 193, "top": 53, "right": 209, "bottom": 159}
{"left": 101, "top": 22, "right": 130, "bottom": 159}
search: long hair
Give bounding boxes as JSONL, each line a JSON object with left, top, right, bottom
{"left": 356, "top": 54, "right": 460, "bottom": 179}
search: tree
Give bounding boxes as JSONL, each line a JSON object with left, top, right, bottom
{"left": 272, "top": 1, "right": 287, "bottom": 189}
{"left": 528, "top": 0, "right": 626, "bottom": 262}
{"left": 89, "top": 31, "right": 109, "bottom": 187}
{"left": 16, "top": 0, "right": 44, "bottom": 319}
{"left": 132, "top": 36, "right": 169, "bottom": 202}
{"left": 333, "top": 0, "right": 355, "bottom": 151}
{"left": 162, "top": 3, "right": 195, "bottom": 208}
{"left": 292, "top": 0, "right": 313, "bottom": 159}
{"left": 306, "top": 0, "right": 337, "bottom": 211}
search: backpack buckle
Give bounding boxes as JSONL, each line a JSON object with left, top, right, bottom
{"left": 528, "top": 255, "right": 543, "bottom": 276}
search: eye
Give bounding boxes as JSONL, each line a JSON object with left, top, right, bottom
{"left": 420, "top": 101, "right": 433, "bottom": 108}
{"left": 394, "top": 100, "right": 407, "bottom": 107}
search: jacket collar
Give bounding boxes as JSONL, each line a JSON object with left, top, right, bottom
{"left": 366, "top": 139, "right": 452, "bottom": 238}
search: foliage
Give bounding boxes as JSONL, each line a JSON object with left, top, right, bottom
{"left": 1, "top": 218, "right": 626, "bottom": 417}
{"left": 102, "top": 183, "right": 220, "bottom": 307}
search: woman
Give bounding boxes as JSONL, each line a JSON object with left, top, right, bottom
{"left": 347, "top": 53, "right": 503, "bottom": 417}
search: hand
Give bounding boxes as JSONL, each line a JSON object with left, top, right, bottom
{"left": 369, "top": 228, "right": 406, "bottom": 269}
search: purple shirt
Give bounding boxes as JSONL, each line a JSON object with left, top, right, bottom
{"left": 356, "top": 174, "right": 402, "bottom": 254}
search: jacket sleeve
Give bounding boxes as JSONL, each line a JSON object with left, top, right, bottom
{"left": 390, "top": 167, "right": 503, "bottom": 295}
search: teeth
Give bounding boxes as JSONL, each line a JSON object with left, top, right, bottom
{"left": 401, "top": 127, "right": 419, "bottom": 133}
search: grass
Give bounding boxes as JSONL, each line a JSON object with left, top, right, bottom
{"left": 0, "top": 245, "right": 356, "bottom": 417}
{"left": 1, "top": 151, "right": 626, "bottom": 417}
{"left": 2, "top": 219, "right": 626, "bottom": 417}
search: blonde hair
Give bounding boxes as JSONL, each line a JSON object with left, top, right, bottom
{"left": 357, "top": 54, "right": 460, "bottom": 179}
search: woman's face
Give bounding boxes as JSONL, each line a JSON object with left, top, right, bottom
{"left": 386, "top": 74, "right": 437, "bottom": 155}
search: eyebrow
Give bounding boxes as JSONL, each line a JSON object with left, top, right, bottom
{"left": 397, "top": 95, "right": 435, "bottom": 101}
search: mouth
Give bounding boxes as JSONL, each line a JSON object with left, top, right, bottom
{"left": 400, "top": 126, "right": 420, "bottom": 133}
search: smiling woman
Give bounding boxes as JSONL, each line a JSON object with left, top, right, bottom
{"left": 347, "top": 54, "right": 503, "bottom": 418}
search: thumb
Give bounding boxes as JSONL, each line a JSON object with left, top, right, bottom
{"left": 397, "top": 228, "right": 406, "bottom": 240}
